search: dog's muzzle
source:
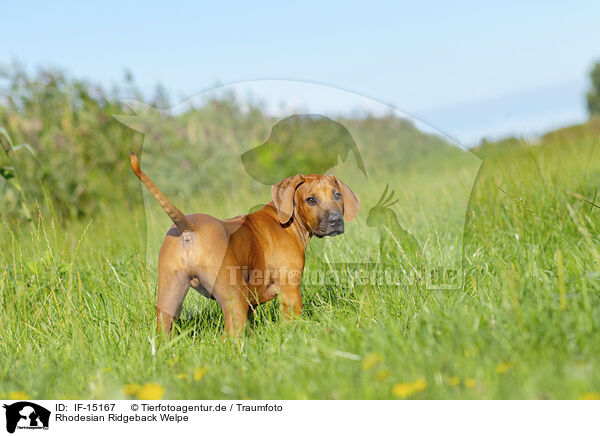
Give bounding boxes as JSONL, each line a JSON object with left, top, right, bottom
{"left": 318, "top": 212, "right": 344, "bottom": 237}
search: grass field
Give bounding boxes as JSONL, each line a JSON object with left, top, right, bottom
{"left": 1, "top": 76, "right": 600, "bottom": 399}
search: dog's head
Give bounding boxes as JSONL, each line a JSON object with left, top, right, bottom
{"left": 271, "top": 174, "right": 359, "bottom": 237}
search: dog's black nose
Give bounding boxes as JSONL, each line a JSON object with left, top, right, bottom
{"left": 327, "top": 213, "right": 343, "bottom": 227}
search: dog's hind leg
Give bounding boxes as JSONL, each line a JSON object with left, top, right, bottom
{"left": 156, "top": 266, "right": 190, "bottom": 335}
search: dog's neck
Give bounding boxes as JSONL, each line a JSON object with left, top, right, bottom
{"left": 262, "top": 202, "right": 311, "bottom": 250}
{"left": 289, "top": 214, "right": 311, "bottom": 250}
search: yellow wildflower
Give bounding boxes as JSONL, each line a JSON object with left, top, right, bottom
{"left": 177, "top": 373, "right": 187, "bottom": 380}
{"left": 392, "top": 383, "right": 413, "bottom": 398}
{"left": 465, "top": 378, "right": 476, "bottom": 388}
{"left": 193, "top": 367, "right": 209, "bottom": 381}
{"left": 375, "top": 370, "right": 391, "bottom": 381}
{"left": 122, "top": 384, "right": 140, "bottom": 396}
{"left": 449, "top": 376, "right": 460, "bottom": 386}
{"left": 579, "top": 392, "right": 600, "bottom": 400}
{"left": 412, "top": 378, "right": 427, "bottom": 393}
{"left": 392, "top": 379, "right": 427, "bottom": 398}
{"left": 9, "top": 391, "right": 29, "bottom": 400}
{"left": 103, "top": 367, "right": 112, "bottom": 373}
{"left": 496, "top": 362, "right": 513, "bottom": 374}
{"left": 361, "top": 353, "right": 384, "bottom": 370}
{"left": 136, "top": 383, "right": 164, "bottom": 400}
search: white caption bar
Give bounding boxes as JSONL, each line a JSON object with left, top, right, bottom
{"left": 1, "top": 400, "right": 597, "bottom": 435}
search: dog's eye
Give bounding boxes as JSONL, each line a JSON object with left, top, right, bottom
{"left": 334, "top": 192, "right": 342, "bottom": 200}
{"left": 305, "top": 196, "right": 317, "bottom": 205}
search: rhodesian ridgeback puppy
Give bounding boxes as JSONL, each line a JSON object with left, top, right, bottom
{"left": 129, "top": 152, "right": 359, "bottom": 338}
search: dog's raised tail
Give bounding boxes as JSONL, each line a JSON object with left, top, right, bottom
{"left": 129, "top": 151, "right": 193, "bottom": 233}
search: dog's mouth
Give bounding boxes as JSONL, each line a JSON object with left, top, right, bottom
{"left": 314, "top": 225, "right": 345, "bottom": 238}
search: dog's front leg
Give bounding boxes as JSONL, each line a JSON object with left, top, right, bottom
{"left": 215, "top": 290, "right": 249, "bottom": 339}
{"left": 277, "top": 283, "right": 303, "bottom": 320}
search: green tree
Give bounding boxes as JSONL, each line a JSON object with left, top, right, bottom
{"left": 587, "top": 62, "right": 600, "bottom": 116}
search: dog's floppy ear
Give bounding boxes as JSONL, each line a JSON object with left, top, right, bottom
{"left": 332, "top": 176, "right": 360, "bottom": 222}
{"left": 272, "top": 175, "right": 305, "bottom": 225}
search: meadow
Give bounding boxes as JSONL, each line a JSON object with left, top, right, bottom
{"left": 1, "top": 67, "right": 599, "bottom": 399}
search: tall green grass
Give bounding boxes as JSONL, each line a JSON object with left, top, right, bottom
{"left": 1, "top": 132, "right": 599, "bottom": 399}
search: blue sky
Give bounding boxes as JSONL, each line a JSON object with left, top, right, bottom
{"left": 2, "top": 1, "right": 599, "bottom": 144}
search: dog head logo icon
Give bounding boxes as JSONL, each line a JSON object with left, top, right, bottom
{"left": 3, "top": 402, "right": 50, "bottom": 434}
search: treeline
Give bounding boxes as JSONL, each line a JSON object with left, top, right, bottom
{"left": 0, "top": 65, "right": 274, "bottom": 222}
{"left": 0, "top": 65, "right": 453, "bottom": 224}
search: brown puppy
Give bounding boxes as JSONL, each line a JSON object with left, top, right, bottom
{"left": 129, "top": 152, "right": 359, "bottom": 338}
